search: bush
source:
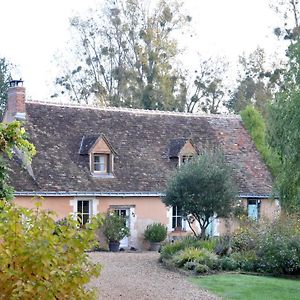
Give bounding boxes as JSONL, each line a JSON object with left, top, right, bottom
{"left": 103, "top": 212, "right": 130, "bottom": 242}
{"left": 160, "top": 237, "right": 218, "bottom": 261}
{"left": 0, "top": 201, "right": 101, "bottom": 299}
{"left": 230, "top": 251, "right": 257, "bottom": 272}
{"left": 144, "top": 223, "right": 167, "bottom": 243}
{"left": 220, "top": 257, "right": 239, "bottom": 271}
{"left": 230, "top": 214, "right": 300, "bottom": 275}
{"left": 184, "top": 261, "right": 199, "bottom": 271}
{"left": 160, "top": 241, "right": 185, "bottom": 260}
{"left": 174, "top": 247, "right": 216, "bottom": 268}
{"left": 195, "top": 264, "right": 210, "bottom": 274}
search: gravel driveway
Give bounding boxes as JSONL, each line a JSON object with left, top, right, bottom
{"left": 89, "top": 252, "right": 219, "bottom": 300}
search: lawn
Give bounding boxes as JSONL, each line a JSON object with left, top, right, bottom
{"left": 190, "top": 274, "right": 300, "bottom": 300}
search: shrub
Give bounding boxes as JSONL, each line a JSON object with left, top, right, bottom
{"left": 230, "top": 251, "right": 257, "bottom": 272}
{"left": 144, "top": 223, "right": 167, "bottom": 243}
{"left": 215, "top": 236, "right": 231, "bottom": 256}
{"left": 257, "top": 231, "right": 300, "bottom": 274}
{"left": 184, "top": 261, "right": 199, "bottom": 271}
{"left": 160, "top": 241, "right": 185, "bottom": 260}
{"left": 220, "top": 257, "right": 239, "bottom": 271}
{"left": 103, "top": 212, "right": 130, "bottom": 242}
{"left": 0, "top": 201, "right": 101, "bottom": 299}
{"left": 174, "top": 247, "right": 216, "bottom": 268}
{"left": 195, "top": 264, "right": 210, "bottom": 274}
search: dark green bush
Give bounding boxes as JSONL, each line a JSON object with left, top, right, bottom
{"left": 184, "top": 261, "right": 199, "bottom": 271}
{"left": 220, "top": 257, "right": 239, "bottom": 271}
{"left": 195, "top": 264, "right": 210, "bottom": 274}
{"left": 144, "top": 223, "right": 167, "bottom": 243}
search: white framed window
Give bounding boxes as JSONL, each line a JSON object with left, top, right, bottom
{"left": 172, "top": 206, "right": 183, "bottom": 229}
{"left": 77, "top": 200, "right": 92, "bottom": 226}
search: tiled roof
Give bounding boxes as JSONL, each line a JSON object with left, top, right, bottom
{"left": 9, "top": 101, "right": 273, "bottom": 195}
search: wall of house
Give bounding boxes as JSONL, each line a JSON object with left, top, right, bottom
{"left": 14, "top": 196, "right": 73, "bottom": 220}
{"left": 14, "top": 195, "right": 169, "bottom": 250}
{"left": 217, "top": 198, "right": 280, "bottom": 236}
{"left": 14, "top": 196, "right": 280, "bottom": 249}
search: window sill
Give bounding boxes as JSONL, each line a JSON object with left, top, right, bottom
{"left": 92, "top": 173, "right": 115, "bottom": 179}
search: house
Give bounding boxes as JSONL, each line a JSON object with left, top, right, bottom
{"left": 5, "top": 80, "right": 279, "bottom": 249}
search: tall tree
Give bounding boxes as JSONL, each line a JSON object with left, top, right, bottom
{"left": 0, "top": 57, "right": 12, "bottom": 115}
{"left": 186, "top": 56, "right": 229, "bottom": 114}
{"left": 227, "top": 48, "right": 281, "bottom": 116}
{"left": 55, "top": 0, "right": 190, "bottom": 111}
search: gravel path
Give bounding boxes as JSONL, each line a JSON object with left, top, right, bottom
{"left": 89, "top": 252, "right": 219, "bottom": 300}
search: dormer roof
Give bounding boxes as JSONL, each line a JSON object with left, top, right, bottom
{"left": 169, "top": 138, "right": 198, "bottom": 158}
{"left": 79, "top": 134, "right": 117, "bottom": 155}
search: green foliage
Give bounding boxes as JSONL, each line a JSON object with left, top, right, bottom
{"left": 0, "top": 201, "right": 101, "bottom": 299}
{"left": 160, "top": 240, "right": 186, "bottom": 260}
{"left": 183, "top": 261, "right": 199, "bottom": 271}
{"left": 160, "top": 236, "right": 218, "bottom": 260}
{"left": 163, "top": 150, "right": 237, "bottom": 239}
{"left": 173, "top": 247, "right": 217, "bottom": 269}
{"left": 194, "top": 264, "right": 210, "bottom": 274}
{"left": 144, "top": 223, "right": 167, "bottom": 243}
{"left": 0, "top": 121, "right": 36, "bottom": 200}
{"left": 231, "top": 215, "right": 300, "bottom": 275}
{"left": 268, "top": 86, "right": 300, "bottom": 211}
{"left": 240, "top": 105, "right": 280, "bottom": 177}
{"left": 103, "top": 212, "right": 130, "bottom": 242}
{"left": 219, "top": 256, "right": 239, "bottom": 271}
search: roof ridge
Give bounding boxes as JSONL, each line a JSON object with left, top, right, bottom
{"left": 25, "top": 99, "right": 241, "bottom": 119}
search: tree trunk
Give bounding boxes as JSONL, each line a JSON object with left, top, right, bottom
{"left": 200, "top": 226, "right": 206, "bottom": 239}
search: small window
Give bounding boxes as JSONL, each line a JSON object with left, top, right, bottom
{"left": 77, "top": 200, "right": 91, "bottom": 226}
{"left": 172, "top": 206, "right": 183, "bottom": 229}
{"left": 247, "top": 199, "right": 261, "bottom": 220}
{"left": 93, "top": 154, "right": 109, "bottom": 173}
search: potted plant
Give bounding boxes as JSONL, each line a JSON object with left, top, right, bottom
{"left": 103, "top": 212, "right": 130, "bottom": 252}
{"left": 144, "top": 223, "right": 167, "bottom": 251}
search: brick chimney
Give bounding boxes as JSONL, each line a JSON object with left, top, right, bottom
{"left": 4, "top": 80, "right": 26, "bottom": 122}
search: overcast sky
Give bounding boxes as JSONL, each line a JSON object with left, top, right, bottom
{"left": 0, "top": 0, "right": 283, "bottom": 100}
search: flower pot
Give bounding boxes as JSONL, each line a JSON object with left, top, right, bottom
{"left": 149, "top": 242, "right": 161, "bottom": 251}
{"left": 109, "top": 241, "right": 120, "bottom": 252}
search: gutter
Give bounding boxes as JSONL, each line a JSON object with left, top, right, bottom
{"left": 14, "top": 191, "right": 274, "bottom": 199}
{"left": 14, "top": 191, "right": 165, "bottom": 197}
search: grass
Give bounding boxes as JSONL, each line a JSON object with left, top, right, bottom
{"left": 190, "top": 274, "right": 300, "bottom": 300}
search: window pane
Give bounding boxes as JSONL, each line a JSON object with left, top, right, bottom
{"left": 93, "top": 154, "right": 108, "bottom": 172}
{"left": 172, "top": 206, "right": 176, "bottom": 215}
{"left": 77, "top": 201, "right": 82, "bottom": 213}
{"left": 248, "top": 204, "right": 258, "bottom": 220}
{"left": 177, "top": 217, "right": 182, "bottom": 228}
{"left": 172, "top": 217, "right": 176, "bottom": 229}
{"left": 82, "top": 214, "right": 89, "bottom": 225}
{"left": 82, "top": 201, "right": 89, "bottom": 213}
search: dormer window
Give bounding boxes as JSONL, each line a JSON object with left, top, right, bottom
{"left": 169, "top": 138, "right": 198, "bottom": 167}
{"left": 79, "top": 134, "right": 117, "bottom": 177}
{"left": 181, "top": 155, "right": 193, "bottom": 165}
